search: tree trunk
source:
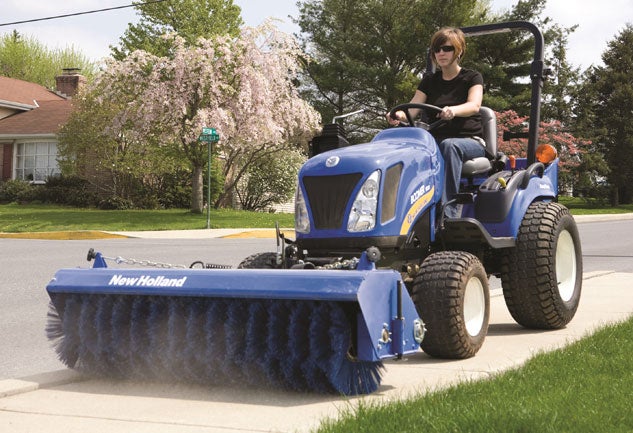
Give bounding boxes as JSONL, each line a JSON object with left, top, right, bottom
{"left": 191, "top": 164, "right": 204, "bottom": 213}
{"left": 215, "top": 188, "right": 234, "bottom": 209}
{"left": 611, "top": 186, "right": 619, "bottom": 207}
{"left": 622, "top": 186, "right": 633, "bottom": 204}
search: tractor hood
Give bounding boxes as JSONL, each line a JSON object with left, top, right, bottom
{"left": 295, "top": 127, "right": 444, "bottom": 247}
{"left": 302, "top": 127, "right": 438, "bottom": 175}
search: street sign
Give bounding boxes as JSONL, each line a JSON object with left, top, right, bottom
{"left": 199, "top": 127, "right": 219, "bottom": 229}
{"left": 199, "top": 127, "right": 219, "bottom": 143}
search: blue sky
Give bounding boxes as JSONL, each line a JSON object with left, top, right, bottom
{"left": 1, "top": 0, "right": 631, "bottom": 70}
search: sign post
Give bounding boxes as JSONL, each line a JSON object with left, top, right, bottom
{"left": 198, "top": 128, "right": 220, "bottom": 229}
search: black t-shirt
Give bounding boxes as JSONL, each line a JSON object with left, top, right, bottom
{"left": 417, "top": 68, "right": 484, "bottom": 141}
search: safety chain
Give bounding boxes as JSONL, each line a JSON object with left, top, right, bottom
{"left": 101, "top": 255, "right": 188, "bottom": 269}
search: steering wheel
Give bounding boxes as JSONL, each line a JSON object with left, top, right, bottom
{"left": 388, "top": 103, "right": 445, "bottom": 130}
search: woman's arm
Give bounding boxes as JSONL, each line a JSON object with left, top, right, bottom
{"left": 440, "top": 84, "right": 483, "bottom": 120}
{"left": 387, "top": 90, "right": 428, "bottom": 125}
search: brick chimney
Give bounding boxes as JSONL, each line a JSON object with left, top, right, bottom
{"left": 55, "top": 68, "right": 86, "bottom": 98}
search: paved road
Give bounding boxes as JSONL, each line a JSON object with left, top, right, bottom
{"left": 0, "top": 216, "right": 631, "bottom": 432}
{"left": 1, "top": 236, "right": 275, "bottom": 380}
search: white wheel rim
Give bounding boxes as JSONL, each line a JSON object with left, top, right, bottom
{"left": 464, "top": 277, "right": 486, "bottom": 336}
{"left": 556, "top": 229, "right": 577, "bottom": 302}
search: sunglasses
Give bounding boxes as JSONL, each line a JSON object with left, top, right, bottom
{"left": 434, "top": 45, "right": 455, "bottom": 53}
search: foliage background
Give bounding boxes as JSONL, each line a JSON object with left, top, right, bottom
{"left": 2, "top": 0, "right": 629, "bottom": 207}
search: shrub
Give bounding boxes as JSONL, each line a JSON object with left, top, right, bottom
{"left": 0, "top": 179, "right": 37, "bottom": 203}
{"left": 98, "top": 196, "right": 134, "bottom": 210}
{"left": 42, "top": 175, "right": 97, "bottom": 207}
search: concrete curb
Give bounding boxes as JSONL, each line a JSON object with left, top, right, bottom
{"left": 0, "top": 370, "right": 83, "bottom": 399}
{"left": 0, "top": 230, "right": 128, "bottom": 240}
{"left": 0, "top": 228, "right": 294, "bottom": 240}
{"left": 572, "top": 213, "right": 633, "bottom": 223}
{"left": 106, "top": 228, "right": 295, "bottom": 239}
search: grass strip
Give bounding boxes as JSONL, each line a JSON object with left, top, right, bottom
{"left": 558, "top": 196, "right": 633, "bottom": 215}
{"left": 1, "top": 199, "right": 632, "bottom": 233}
{"left": 0, "top": 203, "right": 294, "bottom": 233}
{"left": 315, "top": 317, "right": 633, "bottom": 433}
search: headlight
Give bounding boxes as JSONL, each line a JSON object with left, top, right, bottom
{"left": 347, "top": 170, "right": 380, "bottom": 232}
{"left": 295, "top": 185, "right": 310, "bottom": 233}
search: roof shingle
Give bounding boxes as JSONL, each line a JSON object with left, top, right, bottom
{"left": 0, "top": 100, "right": 73, "bottom": 135}
{"left": 0, "top": 76, "right": 65, "bottom": 107}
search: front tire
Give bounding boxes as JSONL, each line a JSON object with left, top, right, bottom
{"left": 237, "top": 252, "right": 279, "bottom": 269}
{"left": 411, "top": 251, "right": 490, "bottom": 359}
{"left": 500, "top": 201, "right": 582, "bottom": 329}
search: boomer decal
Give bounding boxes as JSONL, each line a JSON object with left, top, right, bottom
{"left": 400, "top": 185, "right": 434, "bottom": 235}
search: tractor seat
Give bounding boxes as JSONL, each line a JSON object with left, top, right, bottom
{"left": 461, "top": 106, "right": 497, "bottom": 177}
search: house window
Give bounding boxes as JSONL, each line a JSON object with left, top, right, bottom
{"left": 15, "top": 141, "right": 61, "bottom": 183}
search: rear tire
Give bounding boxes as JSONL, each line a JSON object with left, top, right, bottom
{"left": 237, "top": 252, "right": 279, "bottom": 269}
{"left": 411, "top": 251, "right": 490, "bottom": 359}
{"left": 500, "top": 201, "right": 582, "bottom": 329}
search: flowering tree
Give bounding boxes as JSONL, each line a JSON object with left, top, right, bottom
{"left": 495, "top": 110, "right": 591, "bottom": 194}
{"left": 90, "top": 24, "right": 320, "bottom": 212}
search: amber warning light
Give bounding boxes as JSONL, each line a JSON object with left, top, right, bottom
{"left": 536, "top": 144, "right": 558, "bottom": 164}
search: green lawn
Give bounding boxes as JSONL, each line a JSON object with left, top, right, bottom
{"left": 558, "top": 196, "right": 633, "bottom": 215}
{"left": 0, "top": 203, "right": 294, "bottom": 233}
{"left": 1, "top": 197, "right": 632, "bottom": 233}
{"left": 315, "top": 316, "right": 633, "bottom": 433}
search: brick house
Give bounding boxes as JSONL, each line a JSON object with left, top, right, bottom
{"left": 0, "top": 70, "right": 85, "bottom": 183}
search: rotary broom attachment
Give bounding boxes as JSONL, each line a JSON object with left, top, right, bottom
{"left": 46, "top": 251, "right": 424, "bottom": 395}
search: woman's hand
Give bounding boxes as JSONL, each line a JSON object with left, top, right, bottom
{"left": 386, "top": 110, "right": 405, "bottom": 125}
{"left": 440, "top": 106, "right": 456, "bottom": 120}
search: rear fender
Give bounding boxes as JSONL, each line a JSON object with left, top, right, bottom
{"left": 475, "top": 158, "right": 558, "bottom": 238}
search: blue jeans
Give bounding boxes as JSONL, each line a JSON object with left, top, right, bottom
{"left": 438, "top": 137, "right": 486, "bottom": 217}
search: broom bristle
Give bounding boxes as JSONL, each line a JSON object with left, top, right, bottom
{"left": 47, "top": 293, "right": 383, "bottom": 395}
{"left": 183, "top": 299, "right": 206, "bottom": 382}
{"left": 243, "top": 301, "right": 270, "bottom": 386}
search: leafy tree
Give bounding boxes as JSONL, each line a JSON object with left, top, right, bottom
{"left": 58, "top": 79, "right": 187, "bottom": 208}
{"left": 296, "top": 0, "right": 581, "bottom": 140}
{"left": 567, "top": 66, "right": 610, "bottom": 201}
{"left": 477, "top": 1, "right": 602, "bottom": 199}
{"left": 111, "top": 0, "right": 243, "bottom": 59}
{"left": 0, "top": 30, "right": 96, "bottom": 87}
{"left": 235, "top": 148, "right": 305, "bottom": 211}
{"left": 539, "top": 24, "right": 581, "bottom": 123}
{"left": 295, "top": 0, "right": 483, "bottom": 142}
{"left": 76, "top": 25, "right": 319, "bottom": 213}
{"left": 581, "top": 25, "right": 633, "bottom": 205}
{"left": 463, "top": 0, "right": 581, "bottom": 122}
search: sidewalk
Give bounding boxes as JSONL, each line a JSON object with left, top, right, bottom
{"left": 0, "top": 270, "right": 631, "bottom": 433}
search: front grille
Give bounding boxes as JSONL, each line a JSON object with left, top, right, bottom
{"left": 303, "top": 173, "right": 362, "bottom": 229}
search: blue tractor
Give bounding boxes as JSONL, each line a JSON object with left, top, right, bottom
{"left": 46, "top": 21, "right": 582, "bottom": 395}
{"left": 242, "top": 20, "right": 583, "bottom": 358}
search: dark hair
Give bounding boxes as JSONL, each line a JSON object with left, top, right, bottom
{"left": 430, "top": 27, "right": 466, "bottom": 65}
